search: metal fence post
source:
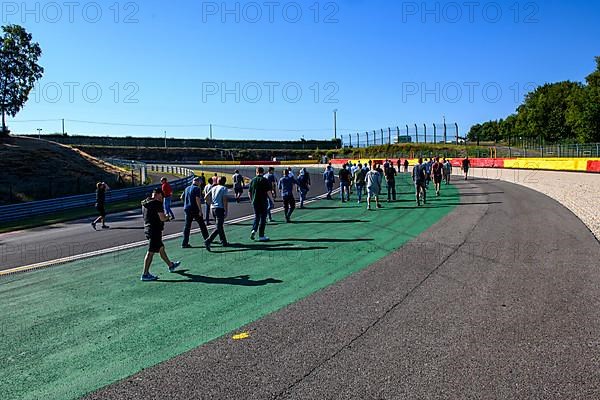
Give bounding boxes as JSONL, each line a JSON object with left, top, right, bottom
{"left": 424, "top": 124, "right": 427, "bottom": 143}
{"left": 388, "top": 127, "right": 391, "bottom": 145}
{"left": 396, "top": 126, "right": 400, "bottom": 144}
{"left": 366, "top": 131, "right": 370, "bottom": 147}
{"left": 381, "top": 129, "right": 384, "bottom": 145}
{"left": 433, "top": 124, "right": 437, "bottom": 144}
{"left": 415, "top": 124, "right": 419, "bottom": 144}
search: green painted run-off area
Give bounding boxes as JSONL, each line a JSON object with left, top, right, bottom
{"left": 0, "top": 174, "right": 458, "bottom": 400}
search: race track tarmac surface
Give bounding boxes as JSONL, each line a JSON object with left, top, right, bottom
{"left": 0, "top": 167, "right": 324, "bottom": 271}
{"left": 84, "top": 177, "right": 600, "bottom": 399}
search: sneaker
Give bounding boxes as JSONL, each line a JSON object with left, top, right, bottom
{"left": 250, "top": 230, "right": 256, "bottom": 240}
{"left": 91, "top": 222, "right": 97, "bottom": 230}
{"left": 169, "top": 261, "right": 181, "bottom": 273}
{"left": 181, "top": 244, "right": 192, "bottom": 249}
{"left": 377, "top": 204, "right": 383, "bottom": 209}
{"left": 141, "top": 274, "right": 158, "bottom": 281}
{"left": 258, "top": 236, "right": 270, "bottom": 242}
{"left": 204, "top": 240, "right": 211, "bottom": 252}
{"left": 101, "top": 225, "right": 110, "bottom": 229}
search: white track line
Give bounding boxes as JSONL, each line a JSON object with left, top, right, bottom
{"left": 0, "top": 190, "right": 337, "bottom": 277}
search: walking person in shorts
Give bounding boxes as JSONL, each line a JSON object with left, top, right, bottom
{"left": 462, "top": 156, "right": 471, "bottom": 180}
{"left": 92, "top": 182, "right": 110, "bottom": 230}
{"left": 232, "top": 170, "right": 244, "bottom": 203}
{"left": 181, "top": 177, "right": 210, "bottom": 248}
{"left": 365, "top": 166, "right": 383, "bottom": 210}
{"left": 141, "top": 188, "right": 180, "bottom": 281}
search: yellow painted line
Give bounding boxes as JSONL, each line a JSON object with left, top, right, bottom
{"left": 232, "top": 332, "right": 250, "bottom": 340}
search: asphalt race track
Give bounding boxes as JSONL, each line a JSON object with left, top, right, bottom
{"left": 0, "top": 167, "right": 323, "bottom": 272}
{"left": 81, "top": 177, "right": 600, "bottom": 400}
{"left": 2, "top": 173, "right": 600, "bottom": 399}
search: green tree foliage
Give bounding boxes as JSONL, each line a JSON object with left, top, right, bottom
{"left": 469, "top": 57, "right": 600, "bottom": 144}
{"left": 567, "top": 57, "right": 600, "bottom": 143}
{"left": 0, "top": 24, "right": 44, "bottom": 136}
{"left": 517, "top": 81, "right": 581, "bottom": 142}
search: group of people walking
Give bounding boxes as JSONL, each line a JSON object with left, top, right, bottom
{"left": 92, "top": 157, "right": 470, "bottom": 281}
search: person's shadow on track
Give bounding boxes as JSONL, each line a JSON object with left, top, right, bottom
{"left": 209, "top": 243, "right": 329, "bottom": 253}
{"left": 159, "top": 270, "right": 283, "bottom": 286}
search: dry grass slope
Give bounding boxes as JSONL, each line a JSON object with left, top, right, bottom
{"left": 1, "top": 136, "right": 131, "bottom": 204}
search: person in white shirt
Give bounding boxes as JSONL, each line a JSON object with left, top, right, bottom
{"left": 203, "top": 176, "right": 229, "bottom": 250}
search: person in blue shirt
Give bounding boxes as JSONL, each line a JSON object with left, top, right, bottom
{"left": 278, "top": 169, "right": 298, "bottom": 223}
{"left": 180, "top": 177, "right": 209, "bottom": 248}
{"left": 323, "top": 165, "right": 335, "bottom": 200}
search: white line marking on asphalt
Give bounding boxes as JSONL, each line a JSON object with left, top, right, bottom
{"left": 0, "top": 191, "right": 336, "bottom": 277}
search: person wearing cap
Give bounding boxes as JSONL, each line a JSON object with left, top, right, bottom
{"left": 160, "top": 177, "right": 175, "bottom": 220}
{"left": 140, "top": 188, "right": 180, "bottom": 281}
{"left": 180, "top": 176, "right": 210, "bottom": 248}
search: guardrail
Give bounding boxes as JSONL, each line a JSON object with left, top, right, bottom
{"left": 0, "top": 166, "right": 195, "bottom": 224}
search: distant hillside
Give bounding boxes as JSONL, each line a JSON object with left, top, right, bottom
{"left": 1, "top": 136, "right": 132, "bottom": 204}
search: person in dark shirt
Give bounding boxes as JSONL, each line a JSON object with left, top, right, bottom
{"left": 404, "top": 159, "right": 409, "bottom": 173}
{"left": 339, "top": 164, "right": 351, "bottom": 202}
{"left": 297, "top": 168, "right": 311, "bottom": 208}
{"left": 249, "top": 167, "right": 273, "bottom": 241}
{"left": 92, "top": 182, "right": 109, "bottom": 230}
{"left": 384, "top": 164, "right": 397, "bottom": 202}
{"left": 180, "top": 177, "right": 209, "bottom": 248}
{"left": 462, "top": 156, "right": 471, "bottom": 180}
{"left": 264, "top": 167, "right": 277, "bottom": 222}
{"left": 141, "top": 188, "right": 180, "bottom": 281}
{"left": 431, "top": 157, "right": 444, "bottom": 196}
{"left": 278, "top": 169, "right": 298, "bottom": 223}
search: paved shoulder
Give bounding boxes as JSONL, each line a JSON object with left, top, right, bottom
{"left": 86, "top": 178, "right": 600, "bottom": 400}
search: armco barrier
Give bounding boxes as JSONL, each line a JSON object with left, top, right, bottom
{"left": 0, "top": 168, "right": 194, "bottom": 224}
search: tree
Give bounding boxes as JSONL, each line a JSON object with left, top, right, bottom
{"left": 567, "top": 57, "right": 600, "bottom": 143}
{"left": 0, "top": 24, "right": 44, "bottom": 136}
{"left": 516, "top": 81, "right": 580, "bottom": 143}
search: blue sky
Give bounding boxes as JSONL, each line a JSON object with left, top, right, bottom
{"left": 4, "top": 0, "right": 600, "bottom": 141}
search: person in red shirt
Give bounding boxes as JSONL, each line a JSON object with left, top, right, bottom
{"left": 160, "top": 177, "right": 175, "bottom": 220}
